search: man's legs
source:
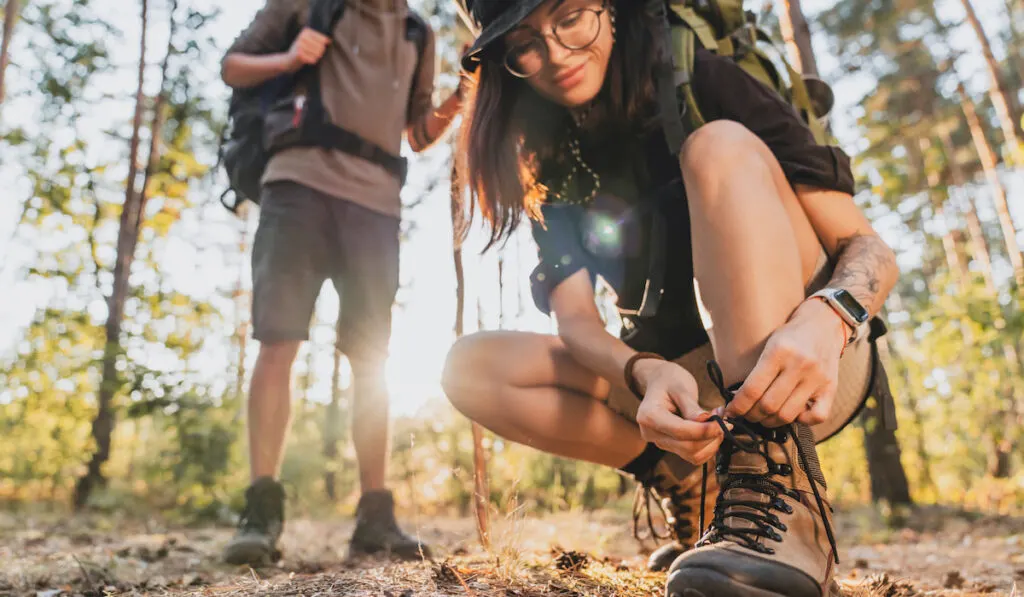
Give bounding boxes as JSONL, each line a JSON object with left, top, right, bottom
{"left": 331, "top": 199, "right": 431, "bottom": 559}
{"left": 350, "top": 357, "right": 388, "bottom": 492}
{"left": 249, "top": 341, "right": 301, "bottom": 480}
{"left": 224, "top": 182, "right": 331, "bottom": 566}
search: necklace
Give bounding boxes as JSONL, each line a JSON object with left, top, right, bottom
{"left": 549, "top": 105, "right": 602, "bottom": 206}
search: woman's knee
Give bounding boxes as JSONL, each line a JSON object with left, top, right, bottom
{"left": 680, "top": 120, "right": 774, "bottom": 198}
{"left": 441, "top": 333, "right": 499, "bottom": 413}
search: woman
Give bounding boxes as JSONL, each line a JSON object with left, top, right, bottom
{"left": 442, "top": 1, "right": 899, "bottom": 595}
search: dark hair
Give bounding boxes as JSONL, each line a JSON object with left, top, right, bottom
{"left": 456, "top": 0, "right": 658, "bottom": 249}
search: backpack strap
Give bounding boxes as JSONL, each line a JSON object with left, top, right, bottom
{"left": 647, "top": 0, "right": 689, "bottom": 155}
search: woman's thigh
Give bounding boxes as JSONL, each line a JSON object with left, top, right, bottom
{"left": 443, "top": 330, "right": 612, "bottom": 402}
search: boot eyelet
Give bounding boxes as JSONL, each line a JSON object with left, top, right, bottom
{"left": 778, "top": 464, "right": 792, "bottom": 476}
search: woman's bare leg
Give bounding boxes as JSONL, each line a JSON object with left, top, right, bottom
{"left": 680, "top": 121, "right": 824, "bottom": 386}
{"left": 442, "top": 331, "right": 647, "bottom": 468}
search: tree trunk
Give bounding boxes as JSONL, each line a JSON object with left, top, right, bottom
{"left": 75, "top": 0, "right": 149, "bottom": 510}
{"left": 777, "top": 0, "right": 820, "bottom": 77}
{"left": 938, "top": 129, "right": 998, "bottom": 292}
{"left": 453, "top": 152, "right": 489, "bottom": 548}
{"left": 959, "top": 0, "right": 1024, "bottom": 165}
{"left": 324, "top": 349, "right": 343, "bottom": 500}
{"left": 958, "top": 83, "right": 1024, "bottom": 286}
{"left": 919, "top": 137, "right": 969, "bottom": 285}
{"left": 234, "top": 217, "right": 251, "bottom": 402}
{"left": 0, "top": 0, "right": 19, "bottom": 106}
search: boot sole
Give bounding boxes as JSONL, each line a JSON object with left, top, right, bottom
{"left": 223, "top": 540, "right": 281, "bottom": 567}
{"left": 666, "top": 566, "right": 820, "bottom": 597}
{"left": 349, "top": 545, "right": 430, "bottom": 562}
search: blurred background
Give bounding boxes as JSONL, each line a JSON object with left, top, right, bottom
{"left": 0, "top": 0, "right": 1022, "bottom": 527}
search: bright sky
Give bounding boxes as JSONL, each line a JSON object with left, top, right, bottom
{"left": 0, "top": 0, "right": 1021, "bottom": 418}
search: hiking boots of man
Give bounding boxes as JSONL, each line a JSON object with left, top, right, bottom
{"left": 223, "top": 477, "right": 286, "bottom": 566}
{"left": 349, "top": 489, "right": 431, "bottom": 561}
{"left": 665, "top": 364, "right": 839, "bottom": 597}
{"left": 642, "top": 461, "right": 720, "bottom": 572}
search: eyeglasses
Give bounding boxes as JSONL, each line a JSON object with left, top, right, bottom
{"left": 503, "top": 7, "right": 606, "bottom": 79}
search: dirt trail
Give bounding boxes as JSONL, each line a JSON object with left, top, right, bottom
{"left": 1, "top": 507, "right": 1021, "bottom": 596}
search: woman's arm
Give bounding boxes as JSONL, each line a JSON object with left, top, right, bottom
{"left": 548, "top": 270, "right": 635, "bottom": 386}
{"left": 795, "top": 185, "right": 898, "bottom": 317}
{"left": 550, "top": 270, "right": 724, "bottom": 463}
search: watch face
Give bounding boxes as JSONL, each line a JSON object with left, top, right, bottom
{"left": 833, "top": 289, "right": 869, "bottom": 323}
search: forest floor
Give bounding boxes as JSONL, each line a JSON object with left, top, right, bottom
{"left": 1, "top": 504, "right": 1022, "bottom": 597}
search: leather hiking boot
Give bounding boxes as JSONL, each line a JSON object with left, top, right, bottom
{"left": 349, "top": 490, "right": 431, "bottom": 561}
{"left": 666, "top": 363, "right": 839, "bottom": 597}
{"left": 223, "top": 477, "right": 285, "bottom": 566}
{"left": 645, "top": 464, "right": 720, "bottom": 572}
{"left": 631, "top": 453, "right": 720, "bottom": 572}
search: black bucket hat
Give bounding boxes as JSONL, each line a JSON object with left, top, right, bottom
{"left": 459, "top": 0, "right": 549, "bottom": 71}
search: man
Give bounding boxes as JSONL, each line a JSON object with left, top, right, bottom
{"left": 220, "top": 0, "right": 463, "bottom": 565}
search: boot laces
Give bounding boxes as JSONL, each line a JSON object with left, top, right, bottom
{"left": 695, "top": 362, "right": 839, "bottom": 564}
{"left": 631, "top": 477, "right": 695, "bottom": 544}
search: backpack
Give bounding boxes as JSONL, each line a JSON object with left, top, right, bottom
{"left": 647, "top": 0, "right": 834, "bottom": 155}
{"left": 219, "top": 0, "right": 428, "bottom": 214}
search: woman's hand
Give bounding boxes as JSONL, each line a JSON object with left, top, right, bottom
{"left": 633, "top": 359, "right": 726, "bottom": 464}
{"left": 726, "top": 299, "right": 848, "bottom": 428}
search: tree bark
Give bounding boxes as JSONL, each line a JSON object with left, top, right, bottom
{"left": 0, "top": 0, "right": 19, "bottom": 106}
{"left": 324, "top": 349, "right": 343, "bottom": 500}
{"left": 777, "top": 0, "right": 820, "bottom": 77}
{"left": 959, "top": 0, "right": 1024, "bottom": 165}
{"left": 234, "top": 218, "right": 251, "bottom": 401}
{"left": 453, "top": 150, "right": 489, "bottom": 548}
{"left": 958, "top": 83, "right": 1024, "bottom": 286}
{"left": 919, "top": 138, "right": 969, "bottom": 285}
{"left": 938, "top": 129, "right": 997, "bottom": 292}
{"left": 75, "top": 0, "right": 149, "bottom": 510}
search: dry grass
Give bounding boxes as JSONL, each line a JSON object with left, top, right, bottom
{"left": 1, "top": 506, "right": 1021, "bottom": 596}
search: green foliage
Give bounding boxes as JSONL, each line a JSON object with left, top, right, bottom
{"left": 2, "top": 0, "right": 1023, "bottom": 522}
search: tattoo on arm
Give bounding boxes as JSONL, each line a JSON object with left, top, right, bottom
{"left": 829, "top": 232, "right": 893, "bottom": 315}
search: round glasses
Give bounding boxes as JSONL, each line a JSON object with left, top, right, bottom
{"left": 503, "top": 7, "right": 606, "bottom": 79}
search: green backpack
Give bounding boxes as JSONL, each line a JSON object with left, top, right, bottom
{"left": 648, "top": 0, "right": 834, "bottom": 154}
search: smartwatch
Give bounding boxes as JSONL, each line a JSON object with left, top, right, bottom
{"left": 808, "top": 288, "right": 870, "bottom": 343}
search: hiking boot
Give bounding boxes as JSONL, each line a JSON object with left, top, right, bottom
{"left": 223, "top": 477, "right": 285, "bottom": 566}
{"left": 630, "top": 452, "right": 720, "bottom": 571}
{"left": 349, "top": 490, "right": 431, "bottom": 560}
{"left": 644, "top": 465, "right": 720, "bottom": 572}
{"left": 666, "top": 363, "right": 839, "bottom": 597}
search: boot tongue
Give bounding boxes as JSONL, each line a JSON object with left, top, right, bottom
{"left": 725, "top": 428, "right": 813, "bottom": 494}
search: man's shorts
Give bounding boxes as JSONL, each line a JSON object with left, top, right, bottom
{"left": 606, "top": 248, "right": 873, "bottom": 444}
{"left": 251, "top": 181, "right": 400, "bottom": 364}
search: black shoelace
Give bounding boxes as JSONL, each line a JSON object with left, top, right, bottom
{"left": 695, "top": 362, "right": 839, "bottom": 564}
{"left": 632, "top": 477, "right": 695, "bottom": 544}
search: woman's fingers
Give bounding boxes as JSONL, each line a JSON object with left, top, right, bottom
{"left": 726, "top": 351, "right": 782, "bottom": 419}
{"left": 643, "top": 429, "right": 723, "bottom": 465}
{"left": 746, "top": 368, "right": 801, "bottom": 423}
{"left": 763, "top": 379, "right": 817, "bottom": 428}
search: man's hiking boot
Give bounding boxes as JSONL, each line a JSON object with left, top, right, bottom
{"left": 644, "top": 464, "right": 720, "bottom": 572}
{"left": 223, "top": 477, "right": 285, "bottom": 566}
{"left": 349, "top": 490, "right": 431, "bottom": 560}
{"left": 631, "top": 453, "right": 720, "bottom": 571}
{"left": 666, "top": 363, "right": 839, "bottom": 597}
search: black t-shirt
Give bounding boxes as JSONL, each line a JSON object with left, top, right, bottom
{"left": 529, "top": 48, "right": 855, "bottom": 360}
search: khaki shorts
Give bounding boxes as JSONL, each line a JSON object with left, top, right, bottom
{"left": 606, "top": 250, "right": 872, "bottom": 444}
